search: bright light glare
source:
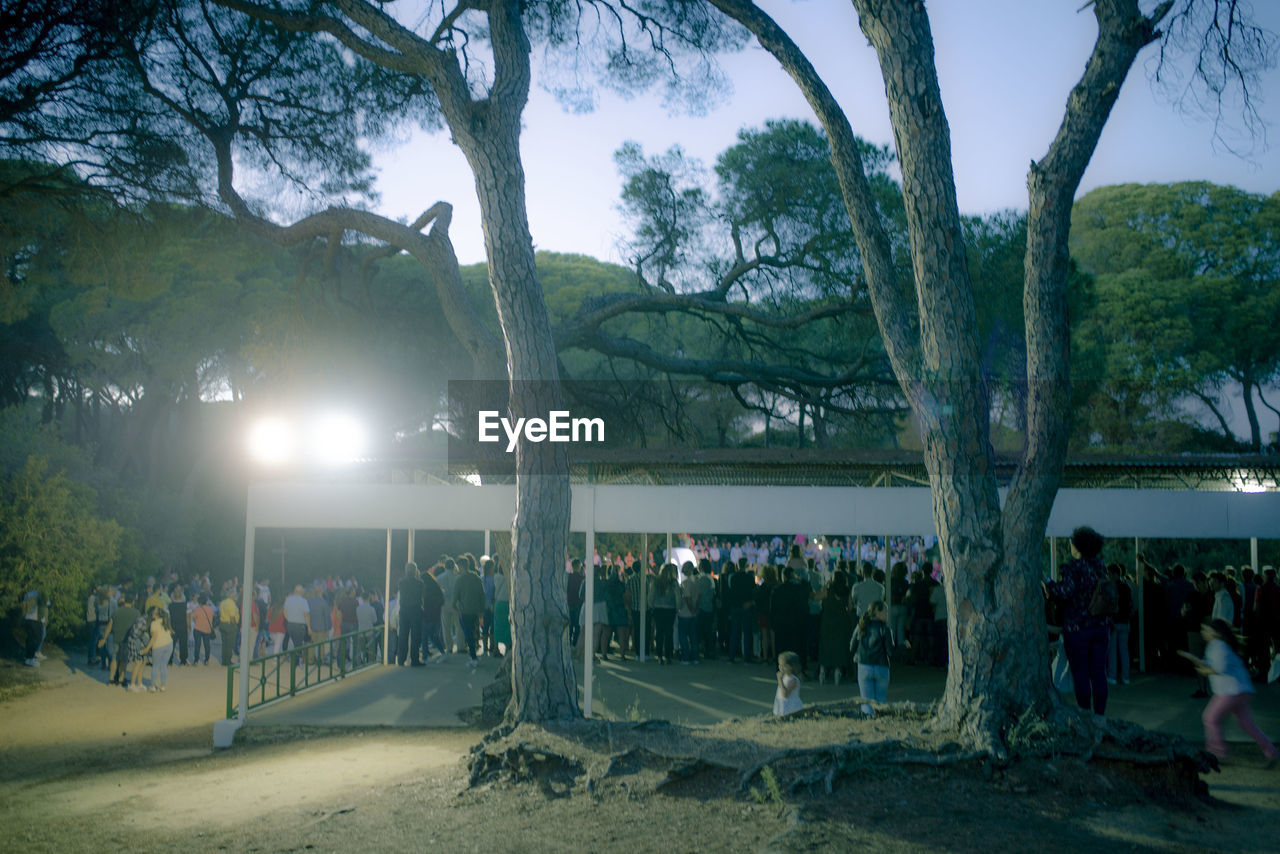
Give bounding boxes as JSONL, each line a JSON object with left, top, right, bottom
{"left": 248, "top": 418, "right": 296, "bottom": 466}
{"left": 308, "top": 413, "right": 366, "bottom": 465}
{"left": 1231, "top": 471, "right": 1268, "bottom": 493}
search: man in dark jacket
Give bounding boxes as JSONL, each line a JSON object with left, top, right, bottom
{"left": 397, "top": 563, "right": 425, "bottom": 666}
{"left": 770, "top": 567, "right": 811, "bottom": 676}
{"left": 452, "top": 555, "right": 487, "bottom": 668}
{"left": 422, "top": 565, "right": 446, "bottom": 660}
{"left": 727, "top": 559, "right": 757, "bottom": 663}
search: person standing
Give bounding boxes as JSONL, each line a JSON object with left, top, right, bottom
{"left": 396, "top": 563, "right": 425, "bottom": 666}
{"left": 1045, "top": 526, "right": 1111, "bottom": 718}
{"left": 567, "top": 559, "right": 585, "bottom": 650}
{"left": 218, "top": 588, "right": 240, "bottom": 666}
{"left": 97, "top": 586, "right": 118, "bottom": 672}
{"left": 773, "top": 650, "right": 803, "bottom": 716}
{"left": 307, "top": 585, "right": 331, "bottom": 665}
{"left": 140, "top": 607, "right": 174, "bottom": 692}
{"left": 492, "top": 561, "right": 511, "bottom": 657}
{"left": 1107, "top": 564, "right": 1135, "bottom": 685}
{"left": 677, "top": 561, "right": 702, "bottom": 665}
{"left": 167, "top": 585, "right": 188, "bottom": 666}
{"left": 452, "top": 556, "right": 486, "bottom": 668}
{"left": 436, "top": 559, "right": 459, "bottom": 654}
{"left": 852, "top": 562, "right": 885, "bottom": 617}
{"left": 696, "top": 560, "right": 717, "bottom": 660}
{"left": 21, "top": 590, "right": 43, "bottom": 667}
{"left": 727, "top": 559, "right": 757, "bottom": 663}
{"left": 422, "top": 564, "right": 446, "bottom": 660}
{"left": 190, "top": 594, "right": 216, "bottom": 665}
{"left": 282, "top": 585, "right": 311, "bottom": 652}
{"left": 850, "top": 601, "right": 894, "bottom": 716}
{"left": 771, "top": 567, "right": 810, "bottom": 676}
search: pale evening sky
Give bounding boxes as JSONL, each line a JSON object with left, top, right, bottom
{"left": 369, "top": 0, "right": 1280, "bottom": 268}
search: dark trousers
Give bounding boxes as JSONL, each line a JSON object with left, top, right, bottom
{"left": 421, "top": 615, "right": 444, "bottom": 658}
{"left": 697, "top": 611, "right": 716, "bottom": 658}
{"left": 174, "top": 623, "right": 189, "bottom": 664}
{"left": 931, "top": 619, "right": 947, "bottom": 667}
{"left": 219, "top": 624, "right": 239, "bottom": 665}
{"left": 652, "top": 608, "right": 676, "bottom": 661}
{"left": 459, "top": 613, "right": 479, "bottom": 659}
{"left": 398, "top": 608, "right": 422, "bottom": 664}
{"left": 285, "top": 622, "right": 308, "bottom": 651}
{"left": 775, "top": 622, "right": 805, "bottom": 671}
{"left": 678, "top": 615, "right": 698, "bottom": 662}
{"left": 629, "top": 609, "right": 648, "bottom": 655}
{"left": 24, "top": 619, "right": 41, "bottom": 659}
{"left": 1063, "top": 624, "right": 1110, "bottom": 715}
{"left": 729, "top": 607, "right": 754, "bottom": 661}
{"left": 193, "top": 630, "right": 213, "bottom": 663}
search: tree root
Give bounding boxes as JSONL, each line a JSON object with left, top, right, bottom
{"left": 465, "top": 708, "right": 1215, "bottom": 806}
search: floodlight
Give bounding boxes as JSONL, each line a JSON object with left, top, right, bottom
{"left": 248, "top": 418, "right": 296, "bottom": 466}
{"left": 308, "top": 413, "right": 366, "bottom": 465}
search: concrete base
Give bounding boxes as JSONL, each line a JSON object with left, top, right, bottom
{"left": 212, "top": 718, "right": 243, "bottom": 749}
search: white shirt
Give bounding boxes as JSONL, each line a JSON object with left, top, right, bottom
{"left": 283, "top": 593, "right": 309, "bottom": 624}
{"left": 1211, "top": 588, "right": 1234, "bottom": 626}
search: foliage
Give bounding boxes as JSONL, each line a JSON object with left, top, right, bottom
{"left": 1070, "top": 182, "right": 1280, "bottom": 450}
{"left": 0, "top": 456, "right": 122, "bottom": 638}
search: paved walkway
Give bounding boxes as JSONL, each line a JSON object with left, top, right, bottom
{"left": 244, "top": 651, "right": 1280, "bottom": 751}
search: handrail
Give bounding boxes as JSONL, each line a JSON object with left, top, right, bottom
{"left": 226, "top": 626, "right": 384, "bottom": 719}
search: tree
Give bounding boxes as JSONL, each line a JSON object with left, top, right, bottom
{"left": 1071, "top": 182, "right": 1280, "bottom": 450}
{"left": 0, "top": 456, "right": 122, "bottom": 639}
{"left": 3, "top": 0, "right": 739, "bottom": 724}
{"left": 704, "top": 0, "right": 1273, "bottom": 749}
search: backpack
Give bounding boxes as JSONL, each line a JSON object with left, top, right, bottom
{"left": 1089, "top": 574, "right": 1120, "bottom": 617}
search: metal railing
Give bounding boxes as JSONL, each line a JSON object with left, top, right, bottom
{"left": 226, "top": 627, "right": 384, "bottom": 719}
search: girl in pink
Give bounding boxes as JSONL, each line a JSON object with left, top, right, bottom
{"left": 1189, "top": 619, "right": 1278, "bottom": 768}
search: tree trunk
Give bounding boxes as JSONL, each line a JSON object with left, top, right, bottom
{"left": 1241, "top": 374, "right": 1262, "bottom": 451}
{"left": 712, "top": 0, "right": 1172, "bottom": 748}
{"left": 443, "top": 2, "right": 576, "bottom": 723}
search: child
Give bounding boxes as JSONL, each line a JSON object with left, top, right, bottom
{"left": 850, "top": 600, "right": 893, "bottom": 716}
{"left": 1185, "top": 619, "right": 1278, "bottom": 767}
{"left": 774, "top": 650, "right": 803, "bottom": 716}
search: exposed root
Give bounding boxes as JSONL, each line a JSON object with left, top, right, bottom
{"left": 464, "top": 704, "right": 1214, "bottom": 808}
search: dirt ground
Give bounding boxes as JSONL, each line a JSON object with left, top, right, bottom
{"left": 3, "top": 647, "right": 1279, "bottom": 854}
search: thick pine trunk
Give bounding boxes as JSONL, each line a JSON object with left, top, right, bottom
{"left": 465, "top": 129, "right": 576, "bottom": 721}
{"left": 443, "top": 3, "right": 576, "bottom": 723}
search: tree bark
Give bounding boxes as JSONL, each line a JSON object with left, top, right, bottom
{"left": 213, "top": 0, "right": 577, "bottom": 721}
{"left": 430, "top": 0, "right": 576, "bottom": 722}
{"left": 711, "top": 0, "right": 1173, "bottom": 748}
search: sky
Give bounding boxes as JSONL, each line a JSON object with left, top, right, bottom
{"left": 369, "top": 0, "right": 1280, "bottom": 268}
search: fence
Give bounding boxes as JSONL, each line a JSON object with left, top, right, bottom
{"left": 226, "top": 626, "right": 384, "bottom": 719}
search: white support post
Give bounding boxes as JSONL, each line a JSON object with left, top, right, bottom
{"left": 1136, "top": 536, "right": 1145, "bottom": 674}
{"left": 583, "top": 488, "right": 596, "bottom": 718}
{"left": 217, "top": 490, "right": 257, "bottom": 748}
{"left": 407, "top": 528, "right": 415, "bottom": 565}
{"left": 1252, "top": 537, "right": 1260, "bottom": 574}
{"left": 383, "top": 529, "right": 392, "bottom": 666}
{"left": 485, "top": 529, "right": 491, "bottom": 557}
{"left": 639, "top": 532, "right": 648, "bottom": 663}
{"left": 1050, "top": 537, "right": 1059, "bottom": 581}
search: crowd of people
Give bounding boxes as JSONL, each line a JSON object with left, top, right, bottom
{"left": 20, "top": 528, "right": 1280, "bottom": 755}
{"left": 1045, "top": 526, "right": 1278, "bottom": 767}
{"left": 74, "top": 571, "right": 392, "bottom": 693}
{"left": 387, "top": 553, "right": 506, "bottom": 669}
{"left": 565, "top": 538, "right": 943, "bottom": 717}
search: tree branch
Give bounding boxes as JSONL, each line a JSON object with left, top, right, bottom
{"left": 705, "top": 0, "right": 917, "bottom": 391}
